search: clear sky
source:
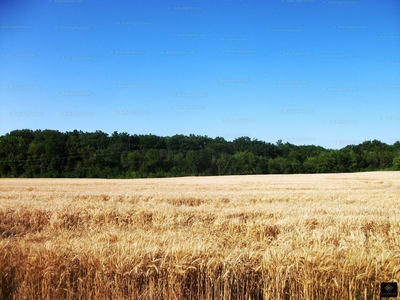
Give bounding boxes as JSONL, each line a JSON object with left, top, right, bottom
{"left": 1, "top": 0, "right": 399, "bottom": 149}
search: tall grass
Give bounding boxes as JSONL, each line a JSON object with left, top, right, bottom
{"left": 0, "top": 172, "right": 399, "bottom": 299}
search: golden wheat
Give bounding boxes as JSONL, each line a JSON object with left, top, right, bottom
{"left": 0, "top": 172, "right": 399, "bottom": 299}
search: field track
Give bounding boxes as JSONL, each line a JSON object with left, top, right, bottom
{"left": 1, "top": 172, "right": 399, "bottom": 299}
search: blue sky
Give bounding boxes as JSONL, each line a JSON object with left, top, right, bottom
{"left": 1, "top": 0, "right": 399, "bottom": 149}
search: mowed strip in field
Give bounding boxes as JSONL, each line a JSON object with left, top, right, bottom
{"left": 0, "top": 172, "right": 399, "bottom": 299}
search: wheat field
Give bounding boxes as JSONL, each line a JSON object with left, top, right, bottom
{"left": 0, "top": 172, "right": 399, "bottom": 299}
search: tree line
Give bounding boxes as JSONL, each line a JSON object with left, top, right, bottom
{"left": 0, "top": 129, "right": 399, "bottom": 178}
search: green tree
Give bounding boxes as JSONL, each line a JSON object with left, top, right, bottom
{"left": 232, "top": 137, "right": 251, "bottom": 152}
{"left": 23, "top": 130, "right": 68, "bottom": 177}
{"left": 168, "top": 152, "right": 186, "bottom": 176}
{"left": 121, "top": 150, "right": 141, "bottom": 177}
{"left": 197, "top": 147, "right": 217, "bottom": 175}
{"left": 185, "top": 150, "right": 200, "bottom": 175}
{"left": 392, "top": 155, "right": 400, "bottom": 170}
{"left": 268, "top": 157, "right": 289, "bottom": 174}
{"left": 216, "top": 153, "right": 232, "bottom": 175}
{"left": 0, "top": 135, "right": 28, "bottom": 177}
{"left": 141, "top": 149, "right": 161, "bottom": 175}
{"left": 1, "top": 130, "right": 399, "bottom": 178}
{"left": 231, "top": 151, "right": 258, "bottom": 174}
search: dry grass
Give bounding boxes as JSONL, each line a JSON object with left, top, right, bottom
{"left": 0, "top": 172, "right": 399, "bottom": 299}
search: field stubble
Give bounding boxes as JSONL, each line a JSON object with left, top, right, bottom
{"left": 0, "top": 172, "right": 399, "bottom": 299}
